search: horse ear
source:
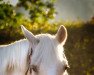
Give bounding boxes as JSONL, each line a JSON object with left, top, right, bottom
{"left": 55, "top": 25, "right": 67, "bottom": 45}
{"left": 21, "top": 25, "right": 38, "bottom": 43}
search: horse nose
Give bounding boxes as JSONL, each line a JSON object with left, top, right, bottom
{"left": 64, "top": 64, "right": 70, "bottom": 71}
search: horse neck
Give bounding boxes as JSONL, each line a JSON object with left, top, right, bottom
{"left": 0, "top": 39, "right": 30, "bottom": 69}
{"left": 9, "top": 39, "right": 30, "bottom": 59}
{"left": 0, "top": 39, "right": 29, "bottom": 52}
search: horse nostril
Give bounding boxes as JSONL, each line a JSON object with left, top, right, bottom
{"left": 31, "top": 65, "right": 39, "bottom": 73}
{"left": 64, "top": 65, "right": 70, "bottom": 70}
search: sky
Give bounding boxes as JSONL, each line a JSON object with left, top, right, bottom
{"left": 55, "top": 0, "right": 94, "bottom": 21}
{"left": 3, "top": 0, "right": 94, "bottom": 21}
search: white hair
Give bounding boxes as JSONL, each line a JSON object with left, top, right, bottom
{"left": 31, "top": 34, "right": 68, "bottom": 75}
{"left": 0, "top": 39, "right": 29, "bottom": 75}
{"left": 31, "top": 34, "right": 65, "bottom": 66}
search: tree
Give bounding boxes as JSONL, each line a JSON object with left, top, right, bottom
{"left": 0, "top": 1, "right": 25, "bottom": 30}
{"left": 0, "top": 0, "right": 56, "bottom": 43}
{"left": 17, "top": 0, "right": 56, "bottom": 24}
{"left": 0, "top": 1, "right": 26, "bottom": 43}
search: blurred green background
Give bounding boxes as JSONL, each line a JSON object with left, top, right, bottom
{"left": 0, "top": 0, "right": 94, "bottom": 75}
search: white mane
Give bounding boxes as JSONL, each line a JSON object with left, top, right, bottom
{"left": 31, "top": 34, "right": 67, "bottom": 69}
{"left": 0, "top": 39, "right": 29, "bottom": 75}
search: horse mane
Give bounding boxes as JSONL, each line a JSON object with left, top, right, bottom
{"left": 0, "top": 39, "right": 29, "bottom": 73}
{"left": 0, "top": 39, "right": 27, "bottom": 47}
{"left": 31, "top": 34, "right": 65, "bottom": 66}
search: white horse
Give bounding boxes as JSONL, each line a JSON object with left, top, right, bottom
{"left": 0, "top": 25, "right": 69, "bottom": 75}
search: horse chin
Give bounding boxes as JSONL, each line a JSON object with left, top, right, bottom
{"left": 63, "top": 70, "right": 68, "bottom": 75}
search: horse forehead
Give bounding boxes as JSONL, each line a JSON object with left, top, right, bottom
{"left": 36, "top": 34, "right": 54, "bottom": 41}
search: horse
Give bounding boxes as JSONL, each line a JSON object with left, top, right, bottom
{"left": 0, "top": 25, "right": 69, "bottom": 75}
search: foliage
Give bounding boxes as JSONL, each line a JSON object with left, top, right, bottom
{"left": 17, "top": 0, "right": 56, "bottom": 24}
{"left": 0, "top": 0, "right": 56, "bottom": 43}
{"left": 65, "top": 22, "right": 94, "bottom": 75}
{"left": 0, "top": 1, "right": 27, "bottom": 43}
